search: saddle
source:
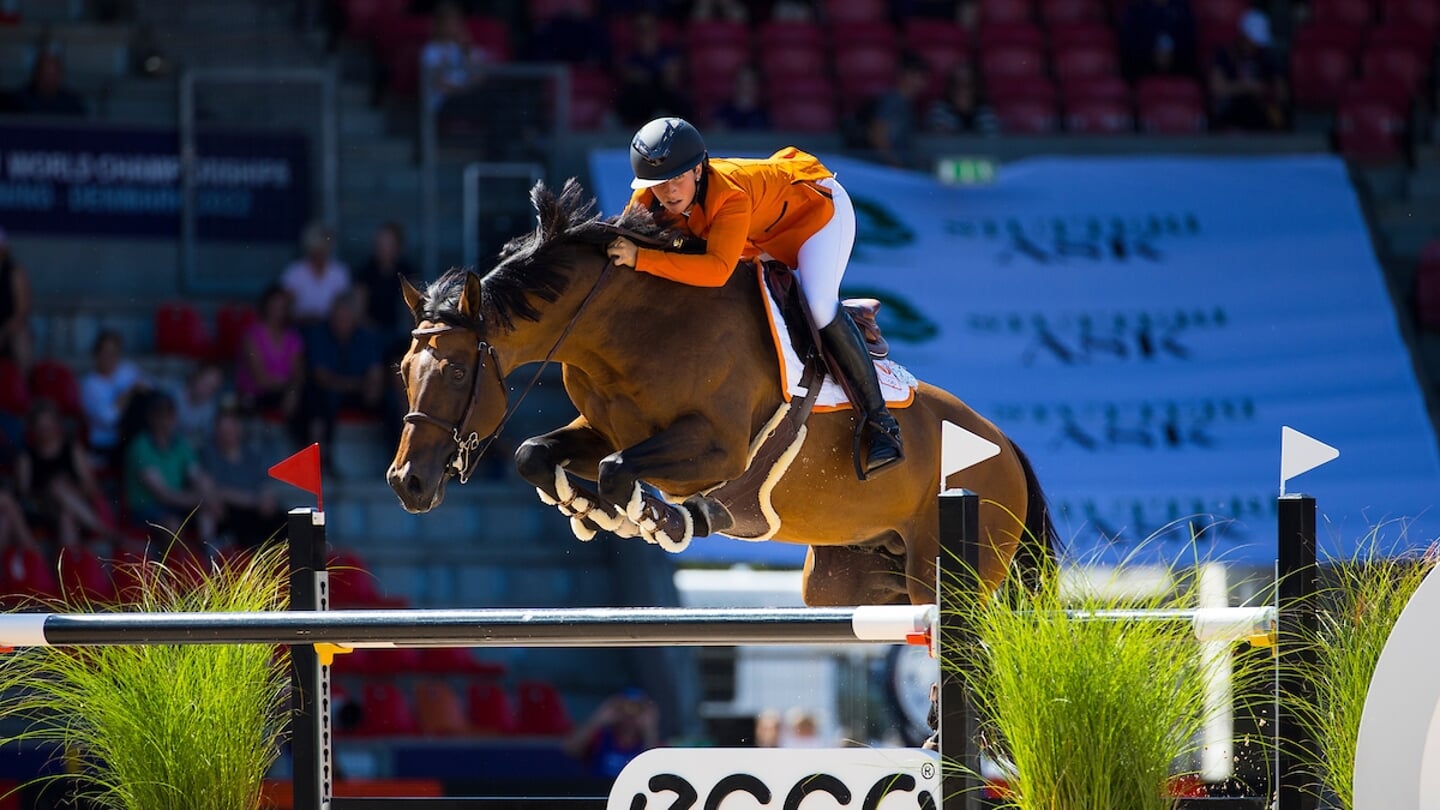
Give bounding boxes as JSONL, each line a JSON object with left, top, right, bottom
{"left": 761, "top": 260, "right": 890, "bottom": 360}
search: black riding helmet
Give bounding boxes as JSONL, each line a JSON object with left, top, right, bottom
{"left": 629, "top": 117, "right": 707, "bottom": 190}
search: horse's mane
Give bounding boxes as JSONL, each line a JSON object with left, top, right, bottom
{"left": 419, "top": 178, "right": 669, "bottom": 332}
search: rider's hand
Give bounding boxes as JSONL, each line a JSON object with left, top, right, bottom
{"left": 607, "top": 236, "right": 638, "bottom": 268}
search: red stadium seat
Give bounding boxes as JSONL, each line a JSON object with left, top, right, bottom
{"left": 1381, "top": 0, "right": 1440, "bottom": 31}
{"left": 688, "top": 43, "right": 752, "bottom": 83}
{"left": 211, "top": 303, "right": 257, "bottom": 364}
{"left": 514, "top": 680, "right": 573, "bottom": 735}
{"left": 823, "top": 0, "right": 887, "bottom": 23}
{"left": 1048, "top": 21, "right": 1115, "bottom": 49}
{"left": 468, "top": 682, "right": 519, "bottom": 735}
{"left": 981, "top": 42, "right": 1047, "bottom": 79}
{"left": 1066, "top": 97, "right": 1133, "bottom": 132}
{"left": 1292, "top": 21, "right": 1364, "bottom": 53}
{"left": 1052, "top": 43, "right": 1118, "bottom": 79}
{"left": 414, "top": 646, "right": 506, "bottom": 676}
{"left": 1039, "top": 0, "right": 1105, "bottom": 25}
{"left": 1193, "top": 0, "right": 1247, "bottom": 29}
{"left": 569, "top": 69, "right": 613, "bottom": 131}
{"left": 902, "top": 19, "right": 970, "bottom": 50}
{"left": 1310, "top": 0, "right": 1375, "bottom": 26}
{"left": 1136, "top": 75, "right": 1203, "bottom": 107}
{"left": 1061, "top": 75, "right": 1130, "bottom": 104}
{"left": 526, "top": 0, "right": 594, "bottom": 27}
{"left": 28, "top": 359, "right": 82, "bottom": 420}
{"left": 2, "top": 546, "right": 61, "bottom": 601}
{"left": 979, "top": 0, "right": 1035, "bottom": 25}
{"left": 760, "top": 46, "right": 827, "bottom": 80}
{"left": 1365, "top": 23, "right": 1435, "bottom": 53}
{"left": 1290, "top": 40, "right": 1355, "bottom": 108}
{"left": 834, "top": 46, "right": 899, "bottom": 109}
{"left": 757, "top": 20, "right": 824, "bottom": 51}
{"left": 340, "top": 0, "right": 408, "bottom": 40}
{"left": 1138, "top": 99, "right": 1206, "bottom": 133}
{"left": 769, "top": 93, "right": 837, "bottom": 132}
{"left": 354, "top": 681, "right": 421, "bottom": 736}
{"left": 329, "top": 549, "right": 407, "bottom": 608}
{"left": 686, "top": 19, "right": 750, "bottom": 48}
{"left": 466, "top": 16, "right": 512, "bottom": 62}
{"left": 979, "top": 22, "right": 1046, "bottom": 47}
{"left": 414, "top": 680, "right": 470, "bottom": 736}
{"left": 829, "top": 20, "right": 898, "bottom": 49}
{"left": 154, "top": 302, "right": 212, "bottom": 359}
{"left": 0, "top": 359, "right": 29, "bottom": 417}
{"left": 1336, "top": 92, "right": 1408, "bottom": 161}
{"left": 58, "top": 546, "right": 117, "bottom": 604}
{"left": 1360, "top": 43, "right": 1429, "bottom": 98}
{"left": 995, "top": 97, "right": 1060, "bottom": 133}
{"left": 608, "top": 16, "right": 679, "bottom": 63}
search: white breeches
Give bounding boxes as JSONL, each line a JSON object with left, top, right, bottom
{"left": 794, "top": 176, "right": 856, "bottom": 328}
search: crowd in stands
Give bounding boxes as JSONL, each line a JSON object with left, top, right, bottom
{"left": 319, "top": 0, "right": 1439, "bottom": 165}
{"left": 0, "top": 219, "right": 434, "bottom": 602}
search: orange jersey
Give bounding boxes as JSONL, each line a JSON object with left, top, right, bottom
{"left": 626, "top": 147, "right": 837, "bottom": 287}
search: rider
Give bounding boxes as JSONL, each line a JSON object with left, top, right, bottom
{"left": 605, "top": 117, "right": 903, "bottom": 478}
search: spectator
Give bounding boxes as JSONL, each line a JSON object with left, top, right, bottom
{"left": 165, "top": 363, "right": 226, "bottom": 449}
{"left": 122, "top": 393, "right": 217, "bottom": 544}
{"left": 300, "top": 292, "right": 384, "bottom": 469}
{"left": 925, "top": 62, "right": 999, "bottom": 135}
{"left": 1119, "top": 0, "right": 1198, "bottom": 79}
{"left": 0, "top": 228, "right": 32, "bottom": 371}
{"left": 614, "top": 12, "right": 692, "bottom": 128}
{"left": 1209, "top": 9, "right": 1288, "bottom": 132}
{"left": 711, "top": 65, "right": 771, "bottom": 131}
{"left": 80, "top": 329, "right": 149, "bottom": 467}
{"left": 12, "top": 47, "right": 87, "bottom": 117}
{"left": 355, "top": 222, "right": 419, "bottom": 346}
{"left": 780, "top": 707, "right": 831, "bottom": 748}
{"left": 199, "top": 408, "right": 283, "bottom": 550}
{"left": 236, "top": 284, "right": 305, "bottom": 421}
{"left": 0, "top": 490, "right": 38, "bottom": 553}
{"left": 564, "top": 688, "right": 660, "bottom": 779}
{"left": 862, "top": 55, "right": 930, "bottom": 168}
{"left": 17, "top": 400, "right": 116, "bottom": 548}
{"left": 526, "top": 0, "right": 610, "bottom": 66}
{"left": 754, "top": 708, "right": 782, "bottom": 747}
{"left": 421, "top": 1, "right": 492, "bottom": 111}
{"left": 280, "top": 221, "right": 351, "bottom": 325}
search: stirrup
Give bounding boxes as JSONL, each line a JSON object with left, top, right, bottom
{"left": 852, "top": 417, "right": 905, "bottom": 481}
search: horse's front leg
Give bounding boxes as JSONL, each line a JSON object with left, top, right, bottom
{"left": 596, "top": 414, "right": 745, "bottom": 552}
{"left": 514, "top": 418, "right": 641, "bottom": 540}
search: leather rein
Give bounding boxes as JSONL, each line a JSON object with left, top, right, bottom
{"left": 401, "top": 229, "right": 640, "bottom": 483}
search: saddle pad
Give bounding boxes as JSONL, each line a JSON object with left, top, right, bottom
{"left": 757, "top": 269, "right": 918, "bottom": 412}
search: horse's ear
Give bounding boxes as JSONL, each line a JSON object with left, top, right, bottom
{"left": 458, "top": 271, "right": 483, "bottom": 319}
{"left": 399, "top": 274, "right": 425, "bottom": 320}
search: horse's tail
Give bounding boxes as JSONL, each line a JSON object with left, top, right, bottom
{"left": 1008, "top": 438, "right": 1059, "bottom": 591}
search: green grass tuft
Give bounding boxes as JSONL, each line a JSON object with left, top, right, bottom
{"left": 0, "top": 543, "right": 291, "bottom": 810}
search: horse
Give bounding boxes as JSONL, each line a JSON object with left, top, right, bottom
{"left": 386, "top": 179, "right": 1055, "bottom": 607}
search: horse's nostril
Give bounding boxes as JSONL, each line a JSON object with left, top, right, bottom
{"left": 405, "top": 474, "right": 425, "bottom": 497}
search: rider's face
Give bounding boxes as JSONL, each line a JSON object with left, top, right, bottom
{"left": 653, "top": 166, "right": 701, "bottom": 216}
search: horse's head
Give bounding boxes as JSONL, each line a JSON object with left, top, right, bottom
{"left": 387, "top": 271, "right": 508, "bottom": 513}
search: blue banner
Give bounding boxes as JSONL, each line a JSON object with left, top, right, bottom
{"left": 589, "top": 150, "right": 1440, "bottom": 566}
{"left": 0, "top": 123, "right": 310, "bottom": 241}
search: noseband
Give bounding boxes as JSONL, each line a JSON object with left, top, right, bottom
{"left": 403, "top": 324, "right": 503, "bottom": 484}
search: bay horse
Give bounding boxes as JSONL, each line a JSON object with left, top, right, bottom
{"left": 386, "top": 180, "right": 1054, "bottom": 607}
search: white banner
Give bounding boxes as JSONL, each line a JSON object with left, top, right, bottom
{"left": 589, "top": 150, "right": 1440, "bottom": 565}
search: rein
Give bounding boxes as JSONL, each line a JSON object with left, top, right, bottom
{"left": 404, "top": 256, "right": 617, "bottom": 484}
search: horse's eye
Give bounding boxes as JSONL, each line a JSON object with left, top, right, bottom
{"left": 450, "top": 365, "right": 467, "bottom": 382}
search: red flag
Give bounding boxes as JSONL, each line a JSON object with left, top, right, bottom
{"left": 268, "top": 443, "right": 323, "bottom": 511}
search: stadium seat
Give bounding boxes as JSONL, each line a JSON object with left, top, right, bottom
{"left": 1061, "top": 74, "right": 1130, "bottom": 104}
{"left": 568, "top": 69, "right": 613, "bottom": 131}
{"left": 415, "top": 646, "right": 506, "bottom": 676}
{"left": 154, "top": 302, "right": 211, "bottom": 360}
{"left": 1336, "top": 90, "right": 1407, "bottom": 161}
{"left": 525, "top": 0, "right": 594, "bottom": 27}
{"left": 995, "top": 97, "right": 1061, "bottom": 132}
{"left": 1414, "top": 240, "right": 1440, "bottom": 331}
{"left": 981, "top": 42, "right": 1047, "bottom": 79}
{"left": 760, "top": 47, "right": 827, "bottom": 80}
{"left": 1290, "top": 39, "right": 1356, "bottom": 108}
{"left": 1136, "top": 75, "right": 1203, "bottom": 108}
{"left": 1309, "top": 0, "right": 1375, "bottom": 26}
{"left": 1365, "top": 23, "right": 1435, "bottom": 54}
{"left": 414, "top": 680, "right": 470, "bottom": 736}
{"left": 1293, "top": 20, "right": 1365, "bottom": 52}
{"left": 1381, "top": 0, "right": 1440, "bottom": 31}
{"left": 912, "top": 43, "right": 971, "bottom": 80}
{"left": 1065, "top": 97, "right": 1133, "bottom": 132}
{"left": 1039, "top": 0, "right": 1105, "bottom": 24}
{"left": 686, "top": 19, "right": 750, "bottom": 48}
{"left": 340, "top": 0, "right": 408, "bottom": 40}
{"left": 514, "top": 680, "right": 573, "bottom": 735}
{"left": 688, "top": 43, "right": 752, "bottom": 84}
{"left": 768, "top": 94, "right": 838, "bottom": 131}
{"left": 372, "top": 13, "right": 431, "bottom": 97}
{"left": 979, "top": 0, "right": 1035, "bottom": 25}
{"left": 1048, "top": 21, "right": 1116, "bottom": 49}
{"left": 468, "top": 682, "right": 519, "bottom": 735}
{"left": 756, "top": 20, "right": 824, "bottom": 51}
{"left": 0, "top": 359, "right": 29, "bottom": 417}
{"left": 2, "top": 545, "right": 61, "bottom": 601}
{"left": 329, "top": 549, "right": 407, "bottom": 608}
{"left": 1192, "top": 0, "right": 1247, "bottom": 29}
{"left": 1360, "top": 42, "right": 1429, "bottom": 98}
{"left": 58, "top": 545, "right": 117, "bottom": 604}
{"left": 1052, "top": 43, "right": 1118, "bottom": 79}
{"left": 466, "top": 16, "right": 512, "bottom": 62}
{"left": 355, "top": 681, "right": 421, "bottom": 736}
{"left": 211, "top": 303, "right": 257, "bottom": 365}
{"left": 979, "top": 21, "right": 1047, "bottom": 47}
{"left": 829, "top": 20, "right": 898, "bottom": 49}
{"left": 902, "top": 19, "right": 970, "bottom": 50}
{"left": 608, "top": 16, "right": 679, "bottom": 62}
{"left": 823, "top": 0, "right": 888, "bottom": 23}
{"left": 28, "top": 359, "right": 82, "bottom": 420}
{"left": 1138, "top": 97, "right": 1206, "bottom": 133}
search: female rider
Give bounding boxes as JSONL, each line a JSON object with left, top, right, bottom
{"left": 605, "top": 117, "right": 902, "bottom": 478}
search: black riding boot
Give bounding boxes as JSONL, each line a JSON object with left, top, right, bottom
{"left": 820, "top": 312, "right": 904, "bottom": 478}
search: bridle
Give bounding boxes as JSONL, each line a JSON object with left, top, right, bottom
{"left": 400, "top": 246, "right": 622, "bottom": 485}
{"left": 402, "top": 324, "right": 503, "bottom": 484}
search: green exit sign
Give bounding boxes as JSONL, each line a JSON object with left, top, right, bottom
{"left": 937, "top": 157, "right": 997, "bottom": 185}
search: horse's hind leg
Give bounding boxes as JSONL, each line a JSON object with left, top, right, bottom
{"left": 801, "top": 545, "right": 910, "bottom": 606}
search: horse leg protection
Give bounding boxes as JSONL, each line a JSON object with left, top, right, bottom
{"left": 683, "top": 495, "right": 734, "bottom": 537}
{"left": 542, "top": 467, "right": 640, "bottom": 540}
{"left": 625, "top": 482, "right": 694, "bottom": 552}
